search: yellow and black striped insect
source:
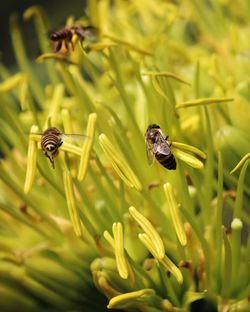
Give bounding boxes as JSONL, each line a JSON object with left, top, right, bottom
{"left": 145, "top": 124, "right": 176, "bottom": 170}
{"left": 40, "top": 127, "right": 88, "bottom": 169}
{"left": 49, "top": 25, "right": 97, "bottom": 53}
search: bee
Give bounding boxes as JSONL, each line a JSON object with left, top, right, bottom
{"left": 40, "top": 127, "right": 88, "bottom": 168}
{"left": 145, "top": 124, "right": 176, "bottom": 170}
{"left": 49, "top": 25, "right": 97, "bottom": 53}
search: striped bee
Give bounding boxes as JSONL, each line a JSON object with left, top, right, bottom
{"left": 49, "top": 25, "right": 97, "bottom": 53}
{"left": 145, "top": 124, "right": 176, "bottom": 170}
{"left": 40, "top": 127, "right": 88, "bottom": 168}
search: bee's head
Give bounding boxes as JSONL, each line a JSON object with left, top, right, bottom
{"left": 146, "top": 124, "right": 160, "bottom": 132}
{"left": 145, "top": 124, "right": 161, "bottom": 144}
{"left": 49, "top": 33, "right": 58, "bottom": 41}
{"left": 45, "top": 143, "right": 57, "bottom": 152}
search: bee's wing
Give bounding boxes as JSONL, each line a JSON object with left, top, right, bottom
{"left": 146, "top": 144, "right": 155, "bottom": 166}
{"left": 59, "top": 133, "right": 90, "bottom": 142}
{"left": 146, "top": 135, "right": 171, "bottom": 166}
{"left": 145, "top": 140, "right": 158, "bottom": 166}
{"left": 157, "top": 141, "right": 171, "bottom": 155}
{"left": 75, "top": 25, "right": 98, "bottom": 40}
{"left": 82, "top": 26, "right": 99, "bottom": 38}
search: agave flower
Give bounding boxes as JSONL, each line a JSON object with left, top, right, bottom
{"left": 0, "top": 1, "right": 249, "bottom": 311}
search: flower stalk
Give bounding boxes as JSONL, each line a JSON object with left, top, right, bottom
{"left": 163, "top": 183, "right": 187, "bottom": 246}
{"left": 24, "top": 125, "right": 39, "bottom": 194}
{"left": 78, "top": 113, "right": 97, "bottom": 181}
{"left": 99, "top": 134, "right": 142, "bottom": 191}
{"left": 63, "top": 169, "right": 82, "bottom": 237}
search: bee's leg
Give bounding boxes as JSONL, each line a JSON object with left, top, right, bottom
{"left": 65, "top": 41, "right": 69, "bottom": 53}
{"left": 43, "top": 150, "right": 55, "bottom": 169}
{"left": 50, "top": 159, "right": 55, "bottom": 169}
{"left": 165, "top": 135, "right": 172, "bottom": 146}
{"left": 79, "top": 38, "right": 85, "bottom": 49}
{"left": 70, "top": 40, "right": 75, "bottom": 51}
{"left": 55, "top": 41, "right": 62, "bottom": 52}
{"left": 52, "top": 149, "right": 59, "bottom": 159}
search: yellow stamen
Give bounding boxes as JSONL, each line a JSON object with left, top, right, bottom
{"left": 103, "top": 230, "right": 115, "bottom": 248}
{"left": 171, "top": 147, "right": 204, "bottom": 169}
{"left": 0, "top": 73, "right": 24, "bottom": 93}
{"left": 24, "top": 125, "right": 39, "bottom": 194}
{"left": 108, "top": 289, "right": 155, "bottom": 309}
{"left": 78, "top": 113, "right": 97, "bottom": 181}
{"left": 171, "top": 142, "right": 206, "bottom": 160}
{"left": 176, "top": 97, "right": 234, "bottom": 109}
{"left": 142, "top": 71, "right": 191, "bottom": 86}
{"left": 63, "top": 170, "right": 82, "bottom": 237}
{"left": 139, "top": 233, "right": 183, "bottom": 284}
{"left": 113, "top": 223, "right": 129, "bottom": 279}
{"left": 99, "top": 134, "right": 142, "bottom": 191}
{"left": 129, "top": 206, "right": 165, "bottom": 259}
{"left": 230, "top": 153, "right": 250, "bottom": 174}
{"left": 163, "top": 183, "right": 187, "bottom": 246}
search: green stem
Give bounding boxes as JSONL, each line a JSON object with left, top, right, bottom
{"left": 221, "top": 228, "right": 232, "bottom": 298}
{"left": 234, "top": 159, "right": 250, "bottom": 219}
{"left": 215, "top": 152, "right": 223, "bottom": 293}
{"left": 10, "top": 14, "right": 45, "bottom": 107}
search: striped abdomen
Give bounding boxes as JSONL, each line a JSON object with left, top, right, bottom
{"left": 49, "top": 29, "right": 73, "bottom": 41}
{"left": 41, "top": 128, "right": 62, "bottom": 154}
{"left": 155, "top": 152, "right": 176, "bottom": 170}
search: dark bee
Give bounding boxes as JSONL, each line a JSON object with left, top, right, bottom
{"left": 41, "top": 127, "right": 63, "bottom": 168}
{"left": 145, "top": 124, "right": 176, "bottom": 170}
{"left": 40, "top": 127, "right": 88, "bottom": 169}
{"left": 49, "top": 25, "right": 97, "bottom": 53}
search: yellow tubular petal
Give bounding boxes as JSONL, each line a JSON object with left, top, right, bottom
{"left": 103, "top": 34, "right": 152, "bottom": 56}
{"left": 97, "top": 276, "right": 121, "bottom": 298}
{"left": 230, "top": 153, "right": 250, "bottom": 174}
{"left": 24, "top": 125, "right": 39, "bottom": 194}
{"left": 138, "top": 233, "right": 159, "bottom": 259}
{"left": 151, "top": 75, "right": 170, "bottom": 103}
{"left": 163, "top": 183, "right": 187, "bottom": 246}
{"left": 87, "top": 0, "right": 100, "bottom": 28}
{"left": 77, "top": 113, "right": 97, "bottom": 181}
{"left": 160, "top": 256, "right": 183, "bottom": 284}
{"left": 85, "top": 42, "right": 118, "bottom": 53}
{"left": 60, "top": 142, "right": 82, "bottom": 156}
{"left": 171, "top": 141, "right": 207, "bottom": 159}
{"left": 61, "top": 109, "right": 78, "bottom": 176}
{"left": 129, "top": 206, "right": 165, "bottom": 259}
{"left": 61, "top": 109, "right": 73, "bottom": 134}
{"left": 107, "top": 289, "right": 155, "bottom": 309}
{"left": 23, "top": 6, "right": 48, "bottom": 24}
{"left": 113, "top": 223, "right": 129, "bottom": 279}
{"left": 103, "top": 230, "right": 115, "bottom": 248}
{"left": 0, "top": 73, "right": 24, "bottom": 93}
{"left": 139, "top": 233, "right": 183, "bottom": 284}
{"left": 47, "top": 83, "right": 64, "bottom": 126}
{"left": 142, "top": 71, "right": 191, "bottom": 86}
{"left": 176, "top": 97, "right": 234, "bottom": 109}
{"left": 63, "top": 170, "right": 82, "bottom": 237}
{"left": 99, "top": 134, "right": 142, "bottom": 191}
{"left": 19, "top": 75, "right": 28, "bottom": 110}
{"left": 29, "top": 133, "right": 41, "bottom": 142}
{"left": 180, "top": 114, "right": 200, "bottom": 132}
{"left": 171, "top": 147, "right": 204, "bottom": 169}
{"left": 36, "top": 53, "right": 77, "bottom": 65}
